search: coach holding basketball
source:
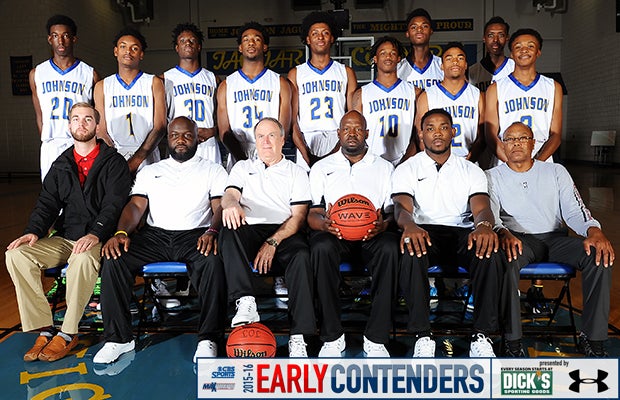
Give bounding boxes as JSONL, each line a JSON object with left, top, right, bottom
{"left": 308, "top": 110, "right": 399, "bottom": 358}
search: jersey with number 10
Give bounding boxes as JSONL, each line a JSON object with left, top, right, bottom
{"left": 164, "top": 66, "right": 216, "bottom": 128}
{"left": 496, "top": 73, "right": 555, "bottom": 161}
{"left": 35, "top": 59, "right": 94, "bottom": 141}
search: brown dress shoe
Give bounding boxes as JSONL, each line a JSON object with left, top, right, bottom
{"left": 24, "top": 335, "right": 51, "bottom": 362}
{"left": 38, "top": 335, "right": 78, "bottom": 362}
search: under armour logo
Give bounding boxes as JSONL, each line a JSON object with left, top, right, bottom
{"left": 569, "top": 369, "right": 608, "bottom": 393}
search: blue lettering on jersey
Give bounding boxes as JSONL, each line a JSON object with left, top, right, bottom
{"left": 172, "top": 83, "right": 214, "bottom": 97}
{"left": 444, "top": 105, "right": 476, "bottom": 119}
{"left": 300, "top": 80, "right": 343, "bottom": 95}
{"left": 503, "top": 97, "right": 549, "bottom": 114}
{"left": 412, "top": 78, "right": 441, "bottom": 89}
{"left": 111, "top": 95, "right": 150, "bottom": 107}
{"left": 41, "top": 80, "right": 86, "bottom": 95}
{"left": 368, "top": 97, "right": 411, "bottom": 114}
{"left": 232, "top": 89, "right": 273, "bottom": 103}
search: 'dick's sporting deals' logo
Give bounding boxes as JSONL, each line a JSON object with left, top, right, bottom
{"left": 501, "top": 370, "right": 552, "bottom": 395}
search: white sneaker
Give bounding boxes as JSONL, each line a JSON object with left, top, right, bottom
{"left": 363, "top": 336, "right": 390, "bottom": 357}
{"left": 231, "top": 296, "right": 260, "bottom": 327}
{"left": 318, "top": 334, "right": 346, "bottom": 357}
{"left": 412, "top": 336, "right": 436, "bottom": 357}
{"left": 193, "top": 340, "right": 217, "bottom": 363}
{"left": 273, "top": 276, "right": 289, "bottom": 309}
{"left": 288, "top": 334, "right": 308, "bottom": 357}
{"left": 152, "top": 279, "right": 181, "bottom": 309}
{"left": 93, "top": 340, "right": 135, "bottom": 364}
{"left": 469, "top": 333, "right": 496, "bottom": 357}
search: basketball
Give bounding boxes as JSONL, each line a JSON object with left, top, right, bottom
{"left": 329, "top": 193, "right": 378, "bottom": 241}
{"left": 226, "top": 323, "right": 276, "bottom": 358}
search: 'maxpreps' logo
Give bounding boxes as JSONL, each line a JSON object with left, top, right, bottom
{"left": 569, "top": 369, "right": 608, "bottom": 393}
{"left": 501, "top": 371, "right": 552, "bottom": 395}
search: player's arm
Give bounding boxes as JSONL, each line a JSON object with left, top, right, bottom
{"left": 93, "top": 80, "right": 114, "bottom": 146}
{"left": 467, "top": 91, "right": 486, "bottom": 163}
{"left": 344, "top": 66, "right": 358, "bottom": 111}
{"left": 400, "top": 87, "right": 426, "bottom": 162}
{"left": 351, "top": 87, "right": 363, "bottom": 113}
{"left": 216, "top": 80, "right": 247, "bottom": 162}
{"left": 28, "top": 68, "right": 43, "bottom": 136}
{"left": 92, "top": 69, "right": 102, "bottom": 86}
{"left": 102, "top": 195, "right": 149, "bottom": 259}
{"left": 278, "top": 76, "right": 292, "bottom": 137}
{"left": 484, "top": 82, "right": 507, "bottom": 162}
{"left": 535, "top": 80, "right": 563, "bottom": 162}
{"left": 127, "top": 76, "right": 167, "bottom": 173}
{"left": 287, "top": 68, "right": 312, "bottom": 165}
{"left": 198, "top": 77, "right": 219, "bottom": 143}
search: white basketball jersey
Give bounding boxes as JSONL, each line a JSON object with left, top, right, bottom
{"left": 163, "top": 66, "right": 217, "bottom": 129}
{"left": 34, "top": 59, "right": 95, "bottom": 141}
{"left": 103, "top": 72, "right": 155, "bottom": 150}
{"left": 225, "top": 68, "right": 281, "bottom": 155}
{"left": 496, "top": 73, "right": 556, "bottom": 161}
{"left": 425, "top": 82, "right": 481, "bottom": 157}
{"left": 468, "top": 57, "right": 515, "bottom": 92}
{"left": 361, "top": 79, "right": 416, "bottom": 165}
{"left": 397, "top": 55, "right": 443, "bottom": 90}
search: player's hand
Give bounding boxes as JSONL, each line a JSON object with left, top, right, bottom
{"left": 126, "top": 156, "right": 143, "bottom": 174}
{"left": 222, "top": 203, "right": 246, "bottom": 230}
{"left": 253, "top": 242, "right": 276, "bottom": 274}
{"left": 584, "top": 227, "right": 615, "bottom": 267}
{"left": 324, "top": 203, "right": 342, "bottom": 239}
{"left": 73, "top": 233, "right": 100, "bottom": 254}
{"left": 498, "top": 229, "right": 522, "bottom": 262}
{"left": 102, "top": 234, "right": 131, "bottom": 260}
{"left": 400, "top": 222, "right": 431, "bottom": 257}
{"left": 197, "top": 231, "right": 218, "bottom": 256}
{"left": 363, "top": 209, "right": 387, "bottom": 241}
{"left": 468, "top": 223, "right": 498, "bottom": 259}
{"left": 7, "top": 233, "right": 39, "bottom": 250}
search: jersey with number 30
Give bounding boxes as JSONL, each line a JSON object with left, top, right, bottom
{"left": 425, "top": 82, "right": 480, "bottom": 158}
{"left": 496, "top": 73, "right": 555, "bottom": 161}
{"left": 164, "top": 66, "right": 216, "bottom": 128}
{"left": 35, "top": 59, "right": 94, "bottom": 142}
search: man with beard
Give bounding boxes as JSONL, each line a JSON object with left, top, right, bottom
{"left": 308, "top": 110, "right": 398, "bottom": 357}
{"left": 93, "top": 116, "right": 228, "bottom": 364}
{"left": 392, "top": 108, "right": 502, "bottom": 358}
{"left": 6, "top": 102, "right": 130, "bottom": 362}
{"left": 468, "top": 16, "right": 514, "bottom": 92}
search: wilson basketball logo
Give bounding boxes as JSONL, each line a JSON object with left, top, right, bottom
{"left": 329, "top": 194, "right": 377, "bottom": 241}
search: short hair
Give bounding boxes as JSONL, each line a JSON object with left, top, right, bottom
{"left": 69, "top": 102, "right": 100, "bottom": 124}
{"left": 171, "top": 22, "right": 204, "bottom": 47}
{"left": 420, "top": 108, "right": 453, "bottom": 128}
{"left": 370, "top": 36, "right": 406, "bottom": 59}
{"left": 254, "top": 117, "right": 285, "bottom": 137}
{"left": 442, "top": 41, "right": 467, "bottom": 58}
{"left": 484, "top": 16, "right": 510, "bottom": 35}
{"left": 113, "top": 26, "right": 147, "bottom": 50}
{"left": 405, "top": 8, "right": 434, "bottom": 30}
{"left": 508, "top": 28, "right": 543, "bottom": 50}
{"left": 300, "top": 11, "right": 340, "bottom": 45}
{"left": 46, "top": 15, "right": 77, "bottom": 36}
{"left": 237, "top": 21, "right": 270, "bottom": 45}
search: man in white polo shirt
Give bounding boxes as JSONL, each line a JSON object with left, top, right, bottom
{"left": 308, "top": 110, "right": 398, "bottom": 358}
{"left": 392, "top": 108, "right": 503, "bottom": 358}
{"left": 93, "top": 116, "right": 228, "bottom": 365}
{"left": 220, "top": 117, "right": 315, "bottom": 357}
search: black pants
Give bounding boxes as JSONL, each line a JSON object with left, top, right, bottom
{"left": 220, "top": 224, "right": 316, "bottom": 335}
{"left": 503, "top": 231, "right": 612, "bottom": 341}
{"left": 311, "top": 230, "right": 400, "bottom": 344}
{"left": 101, "top": 226, "right": 227, "bottom": 342}
{"left": 400, "top": 225, "right": 503, "bottom": 335}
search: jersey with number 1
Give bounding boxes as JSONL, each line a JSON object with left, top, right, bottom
{"left": 34, "top": 59, "right": 94, "bottom": 141}
{"left": 425, "top": 82, "right": 480, "bottom": 157}
{"left": 496, "top": 73, "right": 555, "bottom": 161}
{"left": 361, "top": 79, "right": 416, "bottom": 165}
{"left": 397, "top": 55, "right": 443, "bottom": 90}
{"left": 164, "top": 66, "right": 216, "bottom": 128}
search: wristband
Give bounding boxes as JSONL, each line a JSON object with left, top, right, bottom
{"left": 206, "top": 227, "right": 219, "bottom": 235}
{"left": 114, "top": 230, "right": 128, "bottom": 237}
{"left": 475, "top": 221, "right": 493, "bottom": 230}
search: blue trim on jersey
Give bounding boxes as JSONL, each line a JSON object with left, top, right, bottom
{"left": 307, "top": 59, "right": 334, "bottom": 75}
{"left": 238, "top": 68, "right": 268, "bottom": 84}
{"left": 494, "top": 57, "right": 509, "bottom": 75}
{"left": 48, "top": 58, "right": 81, "bottom": 75}
{"left": 508, "top": 73, "right": 540, "bottom": 92}
{"left": 115, "top": 71, "right": 144, "bottom": 90}
{"left": 372, "top": 79, "right": 402, "bottom": 93}
{"left": 407, "top": 55, "right": 433, "bottom": 74}
{"left": 437, "top": 82, "right": 468, "bottom": 101}
{"left": 175, "top": 65, "right": 201, "bottom": 78}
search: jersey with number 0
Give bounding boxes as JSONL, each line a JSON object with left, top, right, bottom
{"left": 103, "top": 72, "right": 155, "bottom": 150}
{"left": 361, "top": 79, "right": 416, "bottom": 165}
{"left": 468, "top": 57, "right": 515, "bottom": 92}
{"left": 397, "top": 55, "right": 443, "bottom": 90}
{"left": 226, "top": 68, "right": 280, "bottom": 154}
{"left": 425, "top": 82, "right": 481, "bottom": 157}
{"left": 496, "top": 73, "right": 555, "bottom": 161}
{"left": 164, "top": 66, "right": 216, "bottom": 128}
{"left": 34, "top": 59, "right": 95, "bottom": 141}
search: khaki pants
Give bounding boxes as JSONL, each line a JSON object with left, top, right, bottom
{"left": 5, "top": 236, "right": 101, "bottom": 334}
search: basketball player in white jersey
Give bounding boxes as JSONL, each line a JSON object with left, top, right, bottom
{"left": 162, "top": 23, "right": 221, "bottom": 165}
{"left": 352, "top": 36, "right": 420, "bottom": 165}
{"left": 485, "top": 28, "right": 562, "bottom": 164}
{"left": 94, "top": 27, "right": 166, "bottom": 174}
{"left": 468, "top": 17, "right": 515, "bottom": 92}
{"left": 288, "top": 11, "right": 357, "bottom": 170}
{"left": 217, "top": 22, "right": 291, "bottom": 168}
{"left": 29, "top": 15, "right": 100, "bottom": 180}
{"left": 397, "top": 8, "right": 443, "bottom": 90}
{"left": 416, "top": 42, "right": 484, "bottom": 162}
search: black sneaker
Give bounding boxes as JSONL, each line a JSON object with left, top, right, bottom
{"left": 526, "top": 285, "right": 550, "bottom": 315}
{"left": 579, "top": 332, "right": 608, "bottom": 357}
{"left": 504, "top": 339, "right": 527, "bottom": 357}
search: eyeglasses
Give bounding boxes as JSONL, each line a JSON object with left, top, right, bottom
{"left": 502, "top": 136, "right": 533, "bottom": 144}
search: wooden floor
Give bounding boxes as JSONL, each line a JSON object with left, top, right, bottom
{"left": 1, "top": 162, "right": 619, "bottom": 333}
